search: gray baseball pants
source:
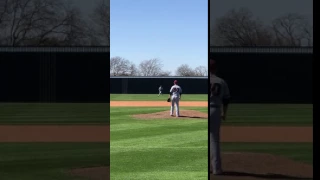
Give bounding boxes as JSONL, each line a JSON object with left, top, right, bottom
{"left": 210, "top": 106, "right": 222, "bottom": 173}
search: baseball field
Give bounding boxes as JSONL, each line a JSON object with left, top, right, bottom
{"left": 110, "top": 94, "right": 313, "bottom": 180}
{"left": 0, "top": 103, "right": 110, "bottom": 180}
{"left": 0, "top": 95, "right": 313, "bottom": 180}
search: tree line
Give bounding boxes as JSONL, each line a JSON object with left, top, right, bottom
{"left": 0, "top": 0, "right": 109, "bottom": 46}
{"left": 110, "top": 57, "right": 208, "bottom": 77}
{"left": 211, "top": 8, "right": 313, "bottom": 46}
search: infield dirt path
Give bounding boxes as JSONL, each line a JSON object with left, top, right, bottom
{"left": 0, "top": 101, "right": 312, "bottom": 142}
{"left": 111, "top": 101, "right": 312, "bottom": 143}
{"left": 0, "top": 125, "right": 110, "bottom": 142}
{"left": 0, "top": 101, "right": 313, "bottom": 180}
{"left": 110, "top": 101, "right": 207, "bottom": 107}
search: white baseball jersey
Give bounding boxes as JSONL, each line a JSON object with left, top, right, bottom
{"left": 210, "top": 74, "right": 230, "bottom": 107}
{"left": 170, "top": 85, "right": 182, "bottom": 97}
{"left": 159, "top": 86, "right": 163, "bottom": 91}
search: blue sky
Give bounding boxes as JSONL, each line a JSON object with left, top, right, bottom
{"left": 110, "top": 0, "right": 208, "bottom": 74}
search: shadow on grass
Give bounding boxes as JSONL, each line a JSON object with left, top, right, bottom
{"left": 178, "top": 115, "right": 204, "bottom": 119}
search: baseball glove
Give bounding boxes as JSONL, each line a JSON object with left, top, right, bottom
{"left": 167, "top": 98, "right": 171, "bottom": 102}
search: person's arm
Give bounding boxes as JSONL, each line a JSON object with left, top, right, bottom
{"left": 179, "top": 87, "right": 182, "bottom": 99}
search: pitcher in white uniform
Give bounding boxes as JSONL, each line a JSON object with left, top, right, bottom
{"left": 169, "top": 80, "right": 182, "bottom": 117}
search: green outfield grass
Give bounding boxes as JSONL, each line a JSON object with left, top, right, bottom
{"left": 110, "top": 107, "right": 208, "bottom": 180}
{"left": 223, "top": 103, "right": 313, "bottom": 126}
{"left": 110, "top": 107, "right": 312, "bottom": 180}
{"left": 0, "top": 143, "right": 109, "bottom": 180}
{"left": 189, "top": 104, "right": 312, "bottom": 126}
{"left": 222, "top": 142, "right": 313, "bottom": 164}
{"left": 110, "top": 94, "right": 207, "bottom": 101}
{"left": 0, "top": 103, "right": 109, "bottom": 125}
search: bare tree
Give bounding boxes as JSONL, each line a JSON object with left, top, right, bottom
{"left": 110, "top": 56, "right": 137, "bottom": 76}
{"left": 175, "top": 64, "right": 196, "bottom": 76}
{"left": 138, "top": 58, "right": 164, "bottom": 76}
{"left": 194, "top": 66, "right": 208, "bottom": 76}
{"left": 89, "top": 0, "right": 109, "bottom": 46}
{"left": 127, "top": 63, "right": 138, "bottom": 76}
{"left": 0, "top": 0, "right": 7, "bottom": 23}
{"left": 272, "top": 13, "right": 313, "bottom": 46}
{"left": 212, "top": 8, "right": 313, "bottom": 47}
{"left": 0, "top": 0, "right": 90, "bottom": 46}
{"left": 158, "top": 71, "right": 171, "bottom": 77}
{"left": 211, "top": 8, "right": 274, "bottom": 46}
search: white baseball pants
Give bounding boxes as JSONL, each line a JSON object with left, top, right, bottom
{"left": 170, "top": 96, "right": 180, "bottom": 117}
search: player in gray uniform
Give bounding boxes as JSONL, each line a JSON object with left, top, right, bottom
{"left": 210, "top": 59, "right": 230, "bottom": 175}
{"left": 158, "top": 85, "right": 163, "bottom": 96}
{"left": 169, "top": 80, "right": 182, "bottom": 117}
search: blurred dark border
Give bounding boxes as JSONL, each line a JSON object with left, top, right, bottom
{"left": 210, "top": 46, "right": 313, "bottom": 103}
{"left": 0, "top": 46, "right": 110, "bottom": 102}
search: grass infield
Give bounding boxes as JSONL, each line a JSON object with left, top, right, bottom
{"left": 0, "top": 103, "right": 110, "bottom": 125}
{"left": 0, "top": 143, "right": 109, "bottom": 180}
{"left": 110, "top": 106, "right": 312, "bottom": 180}
{"left": 222, "top": 142, "right": 313, "bottom": 164}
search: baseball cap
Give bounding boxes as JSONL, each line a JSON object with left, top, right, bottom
{"left": 174, "top": 80, "right": 178, "bottom": 84}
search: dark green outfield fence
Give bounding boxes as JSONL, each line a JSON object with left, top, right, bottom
{"left": 210, "top": 47, "right": 313, "bottom": 103}
{"left": 0, "top": 47, "right": 110, "bottom": 102}
{"left": 110, "top": 77, "right": 208, "bottom": 94}
{"left": 1, "top": 46, "right": 312, "bottom": 103}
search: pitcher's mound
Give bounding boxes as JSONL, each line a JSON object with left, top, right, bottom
{"left": 133, "top": 110, "right": 207, "bottom": 120}
{"left": 211, "top": 153, "right": 313, "bottom": 180}
{"left": 69, "top": 166, "right": 110, "bottom": 180}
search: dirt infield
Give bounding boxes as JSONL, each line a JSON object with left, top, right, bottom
{"left": 69, "top": 167, "right": 110, "bottom": 180}
{"left": 0, "top": 101, "right": 313, "bottom": 180}
{"left": 0, "top": 125, "right": 110, "bottom": 142}
{"left": 0, "top": 100, "right": 312, "bottom": 142}
{"left": 210, "top": 152, "right": 313, "bottom": 180}
{"left": 132, "top": 109, "right": 312, "bottom": 143}
{"left": 110, "top": 101, "right": 207, "bottom": 107}
{"left": 133, "top": 109, "right": 208, "bottom": 119}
